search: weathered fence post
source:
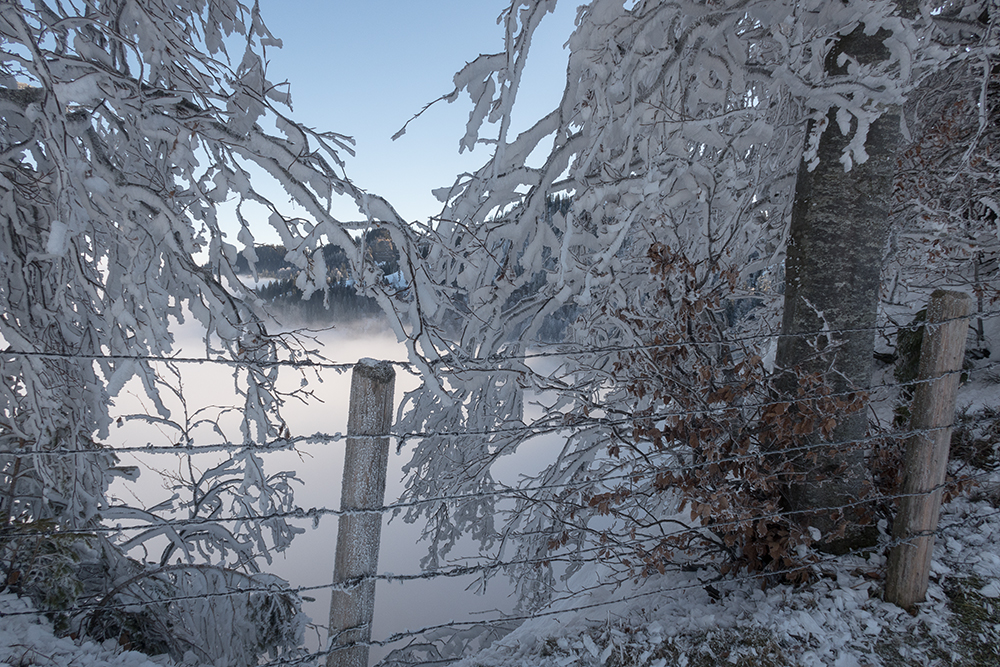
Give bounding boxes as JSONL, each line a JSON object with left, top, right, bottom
{"left": 328, "top": 359, "right": 395, "bottom": 667}
{"left": 885, "top": 290, "right": 971, "bottom": 611}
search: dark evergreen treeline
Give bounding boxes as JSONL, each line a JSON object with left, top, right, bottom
{"left": 236, "top": 201, "right": 574, "bottom": 328}
{"left": 256, "top": 279, "right": 383, "bottom": 322}
{"left": 234, "top": 229, "right": 399, "bottom": 277}
{"left": 236, "top": 229, "right": 399, "bottom": 323}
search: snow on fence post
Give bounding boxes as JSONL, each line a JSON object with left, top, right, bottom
{"left": 885, "top": 289, "right": 971, "bottom": 611}
{"left": 328, "top": 359, "right": 396, "bottom": 667}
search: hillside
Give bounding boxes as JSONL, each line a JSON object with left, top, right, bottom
{"left": 234, "top": 229, "right": 400, "bottom": 322}
{"left": 233, "top": 229, "right": 399, "bottom": 278}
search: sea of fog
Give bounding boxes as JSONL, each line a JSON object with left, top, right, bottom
{"left": 105, "top": 316, "right": 532, "bottom": 663}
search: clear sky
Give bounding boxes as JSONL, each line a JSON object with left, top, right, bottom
{"left": 254, "top": 0, "right": 577, "bottom": 227}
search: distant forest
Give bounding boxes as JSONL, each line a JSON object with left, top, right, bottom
{"left": 235, "top": 229, "right": 399, "bottom": 323}
{"left": 236, "top": 199, "right": 574, "bottom": 328}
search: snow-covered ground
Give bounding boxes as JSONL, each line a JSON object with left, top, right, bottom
{"left": 0, "top": 594, "right": 172, "bottom": 667}
{"left": 451, "top": 484, "right": 1000, "bottom": 667}
{"left": 4, "top": 480, "right": 997, "bottom": 667}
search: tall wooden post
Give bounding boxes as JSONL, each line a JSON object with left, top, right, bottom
{"left": 328, "top": 360, "right": 395, "bottom": 667}
{"left": 885, "top": 290, "right": 970, "bottom": 610}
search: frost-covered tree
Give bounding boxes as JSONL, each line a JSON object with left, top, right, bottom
{"left": 886, "top": 9, "right": 1000, "bottom": 331}
{"left": 773, "top": 0, "right": 922, "bottom": 549}
{"left": 392, "top": 0, "right": 990, "bottom": 605}
{"left": 773, "top": 0, "right": 999, "bottom": 550}
{"left": 0, "top": 0, "right": 409, "bottom": 660}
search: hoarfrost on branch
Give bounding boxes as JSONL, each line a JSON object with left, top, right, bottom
{"left": 392, "top": 0, "right": 991, "bottom": 603}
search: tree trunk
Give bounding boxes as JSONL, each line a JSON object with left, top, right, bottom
{"left": 775, "top": 6, "right": 916, "bottom": 551}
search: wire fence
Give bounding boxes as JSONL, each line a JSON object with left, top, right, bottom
{"left": 2, "top": 468, "right": 997, "bottom": 602}
{"left": 0, "top": 420, "right": 990, "bottom": 541}
{"left": 3, "top": 355, "right": 1000, "bottom": 457}
{"left": 2, "top": 313, "right": 1000, "bottom": 666}
{"left": 3, "top": 304, "right": 998, "bottom": 370}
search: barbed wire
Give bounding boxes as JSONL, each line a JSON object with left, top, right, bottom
{"left": 392, "top": 361, "right": 1000, "bottom": 443}
{"left": 2, "top": 307, "right": 999, "bottom": 665}
{"left": 2, "top": 306, "right": 997, "bottom": 371}
{"left": 310, "top": 514, "right": 1000, "bottom": 665}
{"left": 2, "top": 466, "right": 996, "bottom": 619}
{"left": 7, "top": 502, "right": 983, "bottom": 666}
{"left": 2, "top": 414, "right": 995, "bottom": 540}
{"left": 0, "top": 432, "right": 345, "bottom": 457}
{"left": 2, "top": 444, "right": 996, "bottom": 667}
{"left": 464, "top": 306, "right": 1000, "bottom": 367}
{"left": 2, "top": 356, "right": 998, "bottom": 458}
{"left": 0, "top": 349, "right": 411, "bottom": 372}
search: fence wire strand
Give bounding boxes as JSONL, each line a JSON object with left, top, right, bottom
{"left": 1, "top": 468, "right": 996, "bottom": 621}
{"left": 1, "top": 306, "right": 997, "bottom": 370}
{"left": 6, "top": 504, "right": 990, "bottom": 667}
{"left": 2, "top": 356, "right": 999, "bottom": 458}
{"left": 1, "top": 413, "right": 995, "bottom": 540}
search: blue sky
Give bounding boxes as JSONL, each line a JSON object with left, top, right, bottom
{"left": 255, "top": 0, "right": 576, "bottom": 225}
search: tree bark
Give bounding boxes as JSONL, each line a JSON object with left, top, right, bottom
{"left": 775, "top": 5, "right": 916, "bottom": 551}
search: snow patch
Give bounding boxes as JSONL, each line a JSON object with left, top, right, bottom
{"left": 46, "top": 220, "right": 69, "bottom": 255}
{"left": 0, "top": 594, "right": 185, "bottom": 667}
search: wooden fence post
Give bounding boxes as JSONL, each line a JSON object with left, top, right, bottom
{"left": 328, "top": 359, "right": 395, "bottom": 667}
{"left": 885, "top": 290, "right": 971, "bottom": 610}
